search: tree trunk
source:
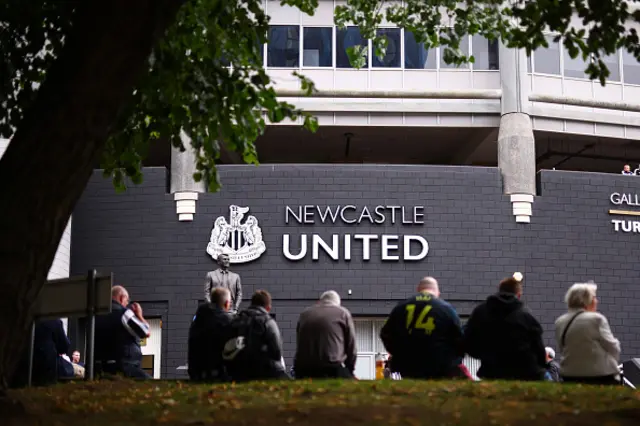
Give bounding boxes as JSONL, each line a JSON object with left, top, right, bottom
{"left": 0, "top": 0, "right": 185, "bottom": 389}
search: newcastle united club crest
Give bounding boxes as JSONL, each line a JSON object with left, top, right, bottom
{"left": 206, "top": 205, "right": 266, "bottom": 264}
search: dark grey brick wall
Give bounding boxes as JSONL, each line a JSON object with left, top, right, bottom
{"left": 70, "top": 165, "right": 640, "bottom": 378}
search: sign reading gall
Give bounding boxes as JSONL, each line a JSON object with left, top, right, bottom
{"left": 283, "top": 205, "right": 429, "bottom": 262}
{"left": 609, "top": 192, "right": 640, "bottom": 233}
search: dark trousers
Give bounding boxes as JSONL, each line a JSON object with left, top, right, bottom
{"left": 295, "top": 363, "right": 354, "bottom": 379}
{"left": 562, "top": 375, "right": 620, "bottom": 386}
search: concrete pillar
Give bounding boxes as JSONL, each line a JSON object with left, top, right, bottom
{"left": 170, "top": 130, "right": 205, "bottom": 221}
{"left": 498, "top": 42, "right": 536, "bottom": 223}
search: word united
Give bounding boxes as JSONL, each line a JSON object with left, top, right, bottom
{"left": 283, "top": 205, "right": 429, "bottom": 262}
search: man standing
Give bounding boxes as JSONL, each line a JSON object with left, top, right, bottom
{"left": 380, "top": 277, "right": 465, "bottom": 379}
{"left": 464, "top": 275, "right": 546, "bottom": 381}
{"left": 204, "top": 253, "right": 242, "bottom": 313}
{"left": 188, "top": 287, "right": 233, "bottom": 382}
{"left": 95, "top": 285, "right": 151, "bottom": 379}
{"left": 294, "top": 290, "right": 357, "bottom": 379}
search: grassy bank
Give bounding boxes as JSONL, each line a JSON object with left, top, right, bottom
{"left": 4, "top": 379, "right": 640, "bottom": 425}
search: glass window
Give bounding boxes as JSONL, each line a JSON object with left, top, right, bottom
{"left": 440, "top": 35, "right": 469, "bottom": 69}
{"left": 471, "top": 35, "right": 499, "bottom": 70}
{"left": 602, "top": 51, "right": 620, "bottom": 82}
{"left": 533, "top": 35, "right": 560, "bottom": 74}
{"left": 563, "top": 42, "right": 589, "bottom": 79}
{"left": 303, "top": 27, "right": 332, "bottom": 67}
{"left": 404, "top": 30, "right": 436, "bottom": 69}
{"left": 337, "top": 26, "right": 368, "bottom": 68}
{"left": 267, "top": 25, "right": 300, "bottom": 67}
{"left": 622, "top": 50, "right": 640, "bottom": 85}
{"left": 373, "top": 28, "right": 401, "bottom": 68}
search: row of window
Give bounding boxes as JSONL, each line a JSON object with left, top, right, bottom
{"left": 263, "top": 25, "right": 499, "bottom": 70}
{"left": 529, "top": 35, "right": 640, "bottom": 84}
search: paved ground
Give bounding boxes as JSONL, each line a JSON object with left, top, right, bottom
{"left": 3, "top": 379, "right": 640, "bottom": 425}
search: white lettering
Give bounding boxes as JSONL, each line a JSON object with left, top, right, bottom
{"left": 413, "top": 206, "right": 425, "bottom": 224}
{"left": 312, "top": 234, "right": 339, "bottom": 260}
{"left": 358, "top": 206, "right": 374, "bottom": 224}
{"left": 354, "top": 234, "right": 378, "bottom": 261}
{"left": 317, "top": 206, "right": 339, "bottom": 223}
{"left": 303, "top": 205, "right": 315, "bottom": 224}
{"left": 340, "top": 205, "right": 357, "bottom": 224}
{"left": 612, "top": 219, "right": 622, "bottom": 232}
{"left": 388, "top": 206, "right": 400, "bottom": 224}
{"left": 344, "top": 234, "right": 351, "bottom": 261}
{"left": 381, "top": 235, "right": 399, "bottom": 260}
{"left": 374, "top": 206, "right": 386, "bottom": 224}
{"left": 404, "top": 236, "right": 429, "bottom": 260}
{"left": 610, "top": 193, "right": 621, "bottom": 205}
{"left": 623, "top": 220, "right": 632, "bottom": 232}
{"left": 285, "top": 206, "right": 302, "bottom": 224}
{"left": 283, "top": 234, "right": 307, "bottom": 260}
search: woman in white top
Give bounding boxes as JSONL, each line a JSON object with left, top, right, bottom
{"left": 555, "top": 282, "right": 621, "bottom": 385}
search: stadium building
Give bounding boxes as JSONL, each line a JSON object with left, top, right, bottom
{"left": 4, "top": 2, "right": 640, "bottom": 379}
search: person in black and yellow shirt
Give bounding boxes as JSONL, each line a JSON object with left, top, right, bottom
{"left": 380, "top": 277, "right": 465, "bottom": 379}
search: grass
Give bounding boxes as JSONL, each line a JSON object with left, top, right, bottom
{"left": 3, "top": 378, "right": 640, "bottom": 426}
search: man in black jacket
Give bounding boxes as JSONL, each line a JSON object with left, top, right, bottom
{"left": 464, "top": 276, "right": 546, "bottom": 381}
{"left": 223, "top": 290, "right": 288, "bottom": 381}
{"left": 188, "top": 287, "right": 233, "bottom": 382}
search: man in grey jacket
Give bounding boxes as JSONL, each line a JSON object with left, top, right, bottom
{"left": 294, "top": 290, "right": 357, "bottom": 379}
{"left": 204, "top": 253, "right": 242, "bottom": 313}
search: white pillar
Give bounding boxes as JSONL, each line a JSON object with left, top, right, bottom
{"left": 170, "top": 130, "right": 205, "bottom": 222}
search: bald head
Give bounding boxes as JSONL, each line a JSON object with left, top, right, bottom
{"left": 417, "top": 277, "right": 440, "bottom": 298}
{"left": 112, "top": 285, "right": 130, "bottom": 307}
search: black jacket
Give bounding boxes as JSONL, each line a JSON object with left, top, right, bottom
{"left": 380, "top": 293, "right": 464, "bottom": 379}
{"left": 223, "top": 305, "right": 287, "bottom": 381}
{"left": 188, "top": 303, "right": 233, "bottom": 381}
{"left": 464, "top": 292, "right": 546, "bottom": 381}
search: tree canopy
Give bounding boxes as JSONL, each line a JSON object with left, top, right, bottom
{"left": 3, "top": 0, "right": 640, "bottom": 193}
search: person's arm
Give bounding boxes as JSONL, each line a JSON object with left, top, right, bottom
{"left": 597, "top": 315, "right": 621, "bottom": 360}
{"left": 445, "top": 304, "right": 465, "bottom": 357}
{"left": 344, "top": 311, "right": 357, "bottom": 373}
{"left": 235, "top": 275, "right": 242, "bottom": 311}
{"left": 527, "top": 314, "right": 547, "bottom": 368}
{"left": 380, "top": 307, "right": 400, "bottom": 355}
{"left": 204, "top": 273, "right": 212, "bottom": 303}
{"left": 54, "top": 320, "right": 71, "bottom": 355}
{"left": 122, "top": 306, "right": 151, "bottom": 338}
{"left": 462, "top": 307, "right": 483, "bottom": 359}
{"left": 264, "top": 319, "right": 284, "bottom": 363}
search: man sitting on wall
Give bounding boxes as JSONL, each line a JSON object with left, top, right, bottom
{"left": 293, "top": 290, "right": 357, "bottom": 379}
{"left": 188, "top": 287, "right": 233, "bottom": 382}
{"left": 222, "top": 290, "right": 289, "bottom": 381}
{"left": 380, "top": 277, "right": 466, "bottom": 379}
{"left": 622, "top": 164, "right": 635, "bottom": 175}
{"left": 463, "top": 275, "right": 547, "bottom": 381}
{"left": 95, "top": 285, "right": 151, "bottom": 379}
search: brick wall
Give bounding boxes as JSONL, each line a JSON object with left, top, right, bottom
{"left": 70, "top": 165, "right": 640, "bottom": 377}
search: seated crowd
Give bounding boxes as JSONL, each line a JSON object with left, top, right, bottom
{"left": 11, "top": 276, "right": 621, "bottom": 387}
{"left": 188, "top": 275, "right": 622, "bottom": 385}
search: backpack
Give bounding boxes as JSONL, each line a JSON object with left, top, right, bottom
{"left": 222, "top": 309, "right": 270, "bottom": 380}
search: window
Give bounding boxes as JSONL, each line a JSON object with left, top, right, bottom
{"left": 404, "top": 30, "right": 436, "bottom": 69}
{"left": 471, "top": 35, "right": 499, "bottom": 70}
{"left": 267, "top": 25, "right": 300, "bottom": 68}
{"left": 440, "top": 36, "right": 470, "bottom": 69}
{"left": 563, "top": 43, "right": 589, "bottom": 79}
{"left": 533, "top": 35, "right": 560, "bottom": 75}
{"left": 602, "top": 52, "right": 620, "bottom": 82}
{"left": 373, "top": 28, "right": 401, "bottom": 68}
{"left": 303, "top": 27, "right": 332, "bottom": 67}
{"left": 337, "top": 26, "right": 368, "bottom": 68}
{"left": 622, "top": 50, "right": 640, "bottom": 85}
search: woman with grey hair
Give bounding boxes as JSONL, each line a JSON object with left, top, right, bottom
{"left": 554, "top": 282, "right": 621, "bottom": 385}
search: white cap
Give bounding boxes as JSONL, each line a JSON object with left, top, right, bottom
{"left": 545, "top": 347, "right": 555, "bottom": 359}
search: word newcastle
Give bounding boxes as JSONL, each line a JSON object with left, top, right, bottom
{"left": 283, "top": 205, "right": 429, "bottom": 261}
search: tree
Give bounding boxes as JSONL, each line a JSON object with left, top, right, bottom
{"left": 1, "top": 0, "right": 639, "bottom": 390}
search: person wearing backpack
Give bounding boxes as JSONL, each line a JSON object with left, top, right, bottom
{"left": 188, "top": 287, "right": 233, "bottom": 382}
{"left": 222, "top": 290, "right": 289, "bottom": 381}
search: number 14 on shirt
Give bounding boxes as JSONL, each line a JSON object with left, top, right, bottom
{"left": 405, "top": 304, "right": 436, "bottom": 335}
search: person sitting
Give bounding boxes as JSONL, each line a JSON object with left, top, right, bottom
{"left": 544, "top": 347, "right": 561, "bottom": 382}
{"left": 555, "top": 282, "right": 621, "bottom": 385}
{"left": 294, "top": 290, "right": 357, "bottom": 379}
{"left": 380, "top": 277, "right": 466, "bottom": 379}
{"left": 621, "top": 164, "right": 635, "bottom": 175}
{"left": 188, "top": 287, "right": 233, "bottom": 382}
{"left": 464, "top": 275, "right": 547, "bottom": 381}
{"left": 222, "top": 290, "right": 289, "bottom": 381}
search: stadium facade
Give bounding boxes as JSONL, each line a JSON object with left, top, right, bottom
{"left": 4, "top": 2, "right": 640, "bottom": 379}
